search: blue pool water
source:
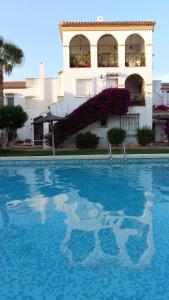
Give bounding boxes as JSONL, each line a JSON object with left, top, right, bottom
{"left": 0, "top": 160, "right": 169, "bottom": 299}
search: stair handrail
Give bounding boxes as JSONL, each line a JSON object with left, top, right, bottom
{"left": 122, "top": 141, "right": 127, "bottom": 162}
{"left": 108, "top": 142, "right": 112, "bottom": 160}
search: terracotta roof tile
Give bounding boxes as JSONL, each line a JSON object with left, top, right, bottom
{"left": 59, "top": 20, "right": 155, "bottom": 27}
{"left": 161, "top": 83, "right": 169, "bottom": 91}
{"left": 3, "top": 81, "right": 26, "bottom": 89}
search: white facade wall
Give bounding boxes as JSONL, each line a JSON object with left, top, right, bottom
{"left": 54, "top": 25, "right": 154, "bottom": 146}
{"left": 4, "top": 65, "right": 63, "bottom": 141}
{"left": 3, "top": 22, "right": 155, "bottom": 147}
{"left": 152, "top": 80, "right": 169, "bottom": 143}
{"left": 153, "top": 80, "right": 164, "bottom": 106}
{"left": 153, "top": 80, "right": 169, "bottom": 106}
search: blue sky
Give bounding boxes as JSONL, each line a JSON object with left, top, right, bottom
{"left": 0, "top": 0, "right": 168, "bottom": 81}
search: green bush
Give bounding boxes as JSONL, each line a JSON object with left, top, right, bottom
{"left": 76, "top": 132, "right": 99, "bottom": 149}
{"left": 107, "top": 128, "right": 126, "bottom": 146}
{"left": 136, "top": 127, "right": 154, "bottom": 146}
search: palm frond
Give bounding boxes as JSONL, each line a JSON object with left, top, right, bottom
{"left": 0, "top": 37, "right": 24, "bottom": 75}
{"left": 4, "top": 42, "right": 24, "bottom": 65}
{"left": 4, "top": 63, "right": 13, "bottom": 75}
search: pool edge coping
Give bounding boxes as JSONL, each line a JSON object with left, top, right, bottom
{"left": 1, "top": 154, "right": 169, "bottom": 160}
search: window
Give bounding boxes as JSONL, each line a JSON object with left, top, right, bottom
{"left": 106, "top": 78, "right": 118, "bottom": 88}
{"left": 6, "top": 94, "right": 14, "bottom": 106}
{"left": 76, "top": 79, "right": 92, "bottom": 97}
{"left": 25, "top": 97, "right": 35, "bottom": 109}
{"left": 100, "top": 119, "right": 107, "bottom": 127}
{"left": 121, "top": 114, "right": 139, "bottom": 135}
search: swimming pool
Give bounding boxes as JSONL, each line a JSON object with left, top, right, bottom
{"left": 0, "top": 159, "right": 169, "bottom": 300}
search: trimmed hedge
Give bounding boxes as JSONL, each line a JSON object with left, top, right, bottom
{"left": 136, "top": 127, "right": 154, "bottom": 146}
{"left": 54, "top": 88, "right": 131, "bottom": 146}
{"left": 76, "top": 132, "right": 99, "bottom": 149}
{"left": 107, "top": 128, "right": 126, "bottom": 146}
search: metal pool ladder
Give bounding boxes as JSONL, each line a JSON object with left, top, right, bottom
{"left": 108, "top": 142, "right": 127, "bottom": 163}
{"left": 108, "top": 143, "right": 112, "bottom": 160}
{"left": 122, "top": 141, "right": 127, "bottom": 163}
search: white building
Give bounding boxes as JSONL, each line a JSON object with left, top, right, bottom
{"left": 4, "top": 19, "right": 155, "bottom": 147}
{"left": 4, "top": 63, "right": 63, "bottom": 144}
{"left": 153, "top": 81, "right": 169, "bottom": 142}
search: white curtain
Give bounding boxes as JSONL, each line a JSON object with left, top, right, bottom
{"left": 76, "top": 79, "right": 92, "bottom": 97}
{"left": 106, "top": 79, "right": 118, "bottom": 88}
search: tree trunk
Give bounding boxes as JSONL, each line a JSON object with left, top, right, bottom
{"left": 0, "top": 69, "right": 4, "bottom": 106}
{"left": 0, "top": 128, "right": 8, "bottom": 149}
{"left": 0, "top": 70, "right": 5, "bottom": 148}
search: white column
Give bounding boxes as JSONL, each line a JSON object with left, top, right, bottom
{"left": 39, "top": 63, "right": 45, "bottom": 100}
{"left": 118, "top": 44, "right": 125, "bottom": 69}
{"left": 43, "top": 123, "right": 49, "bottom": 149}
{"left": 91, "top": 45, "right": 97, "bottom": 68}
{"left": 63, "top": 45, "right": 70, "bottom": 69}
{"left": 31, "top": 123, "right": 34, "bottom": 146}
{"left": 145, "top": 45, "right": 152, "bottom": 69}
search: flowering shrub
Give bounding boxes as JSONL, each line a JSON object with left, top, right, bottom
{"left": 54, "top": 88, "right": 131, "bottom": 146}
{"left": 153, "top": 105, "right": 169, "bottom": 111}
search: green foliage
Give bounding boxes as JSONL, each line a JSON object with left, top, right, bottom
{"left": 0, "top": 36, "right": 24, "bottom": 74}
{"left": 0, "top": 105, "right": 28, "bottom": 130}
{"left": 76, "top": 132, "right": 99, "bottom": 149}
{"left": 107, "top": 128, "right": 126, "bottom": 146}
{"left": 136, "top": 127, "right": 154, "bottom": 146}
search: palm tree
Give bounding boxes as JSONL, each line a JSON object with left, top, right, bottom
{"left": 0, "top": 36, "right": 24, "bottom": 106}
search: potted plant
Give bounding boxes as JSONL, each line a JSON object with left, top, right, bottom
{"left": 70, "top": 55, "right": 78, "bottom": 67}
{"left": 112, "top": 62, "right": 118, "bottom": 67}
{"left": 140, "top": 53, "right": 145, "bottom": 66}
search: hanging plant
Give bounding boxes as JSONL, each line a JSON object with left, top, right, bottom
{"left": 54, "top": 88, "right": 131, "bottom": 146}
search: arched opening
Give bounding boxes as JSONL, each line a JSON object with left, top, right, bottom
{"left": 125, "top": 74, "right": 145, "bottom": 105}
{"left": 125, "top": 34, "right": 145, "bottom": 67}
{"left": 97, "top": 35, "right": 118, "bottom": 67}
{"left": 69, "top": 35, "right": 91, "bottom": 68}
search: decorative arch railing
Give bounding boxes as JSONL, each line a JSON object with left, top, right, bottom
{"left": 125, "top": 34, "right": 145, "bottom": 67}
{"left": 97, "top": 35, "right": 118, "bottom": 67}
{"left": 125, "top": 74, "right": 145, "bottom": 106}
{"left": 69, "top": 35, "right": 91, "bottom": 68}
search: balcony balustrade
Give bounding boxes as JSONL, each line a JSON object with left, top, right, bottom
{"left": 70, "top": 53, "right": 91, "bottom": 68}
{"left": 70, "top": 52, "right": 146, "bottom": 68}
{"left": 98, "top": 53, "right": 118, "bottom": 67}
{"left": 130, "top": 93, "right": 145, "bottom": 106}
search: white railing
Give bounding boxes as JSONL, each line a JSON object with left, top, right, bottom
{"left": 108, "top": 142, "right": 112, "bottom": 160}
{"left": 122, "top": 141, "right": 127, "bottom": 162}
{"left": 108, "top": 141, "right": 127, "bottom": 162}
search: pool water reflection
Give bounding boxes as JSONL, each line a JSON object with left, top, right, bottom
{"left": 0, "top": 163, "right": 169, "bottom": 299}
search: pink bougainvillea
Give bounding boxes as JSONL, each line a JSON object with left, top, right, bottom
{"left": 153, "top": 105, "right": 169, "bottom": 111}
{"left": 54, "top": 88, "right": 131, "bottom": 146}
